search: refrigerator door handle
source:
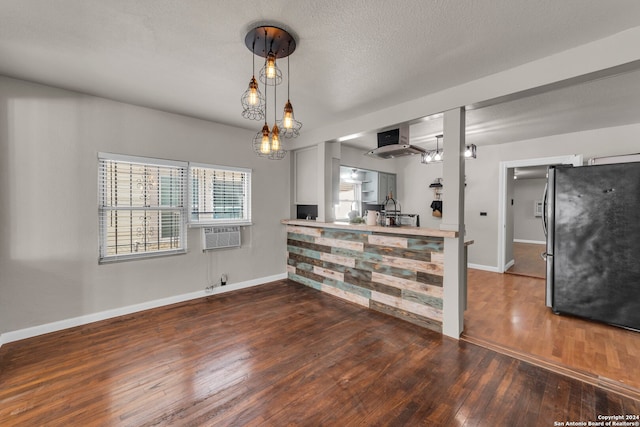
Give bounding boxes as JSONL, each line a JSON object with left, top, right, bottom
{"left": 542, "top": 183, "right": 548, "bottom": 237}
{"left": 545, "top": 253, "right": 554, "bottom": 307}
{"left": 544, "top": 167, "right": 556, "bottom": 308}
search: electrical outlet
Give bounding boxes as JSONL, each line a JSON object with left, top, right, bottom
{"left": 221, "top": 274, "right": 227, "bottom": 286}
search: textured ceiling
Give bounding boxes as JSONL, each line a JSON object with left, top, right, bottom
{"left": 1, "top": 0, "right": 640, "bottom": 147}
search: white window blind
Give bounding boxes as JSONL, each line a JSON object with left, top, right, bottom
{"left": 98, "top": 153, "right": 188, "bottom": 263}
{"left": 190, "top": 163, "right": 251, "bottom": 226}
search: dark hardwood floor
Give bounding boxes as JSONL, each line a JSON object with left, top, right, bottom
{"left": 1, "top": 279, "right": 639, "bottom": 426}
{"left": 464, "top": 269, "right": 640, "bottom": 401}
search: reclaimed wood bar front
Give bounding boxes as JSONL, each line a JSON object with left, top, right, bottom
{"left": 282, "top": 219, "right": 460, "bottom": 333}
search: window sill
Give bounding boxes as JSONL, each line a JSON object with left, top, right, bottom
{"left": 99, "top": 249, "right": 187, "bottom": 264}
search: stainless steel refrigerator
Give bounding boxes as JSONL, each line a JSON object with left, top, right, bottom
{"left": 543, "top": 162, "right": 640, "bottom": 331}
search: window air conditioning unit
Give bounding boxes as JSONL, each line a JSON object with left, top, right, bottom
{"left": 201, "top": 226, "right": 241, "bottom": 251}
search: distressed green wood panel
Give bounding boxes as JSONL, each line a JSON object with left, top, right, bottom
{"left": 293, "top": 261, "right": 316, "bottom": 273}
{"left": 321, "top": 228, "right": 371, "bottom": 242}
{"left": 369, "top": 300, "right": 442, "bottom": 333}
{"left": 321, "top": 260, "right": 349, "bottom": 273}
{"left": 355, "top": 259, "right": 417, "bottom": 281}
{"left": 416, "top": 271, "right": 444, "bottom": 287}
{"left": 289, "top": 250, "right": 350, "bottom": 274}
{"left": 287, "top": 244, "right": 323, "bottom": 261}
{"left": 288, "top": 272, "right": 322, "bottom": 290}
{"left": 363, "top": 243, "right": 432, "bottom": 262}
{"left": 323, "top": 278, "right": 372, "bottom": 299}
{"left": 402, "top": 289, "right": 443, "bottom": 310}
{"left": 407, "top": 237, "right": 444, "bottom": 252}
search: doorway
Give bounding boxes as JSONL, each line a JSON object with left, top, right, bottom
{"left": 497, "top": 155, "right": 582, "bottom": 274}
{"left": 505, "top": 166, "right": 547, "bottom": 278}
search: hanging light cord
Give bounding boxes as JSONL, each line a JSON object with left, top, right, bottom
{"left": 287, "top": 43, "right": 291, "bottom": 100}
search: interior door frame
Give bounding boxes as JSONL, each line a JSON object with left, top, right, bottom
{"left": 497, "top": 154, "right": 582, "bottom": 273}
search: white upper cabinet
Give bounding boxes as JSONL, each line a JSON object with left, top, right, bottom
{"left": 294, "top": 146, "right": 318, "bottom": 205}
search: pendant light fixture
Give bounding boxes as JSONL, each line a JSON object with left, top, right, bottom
{"left": 268, "top": 75, "right": 286, "bottom": 160}
{"left": 243, "top": 24, "right": 300, "bottom": 160}
{"left": 241, "top": 40, "right": 265, "bottom": 121}
{"left": 277, "top": 47, "right": 303, "bottom": 139}
{"left": 421, "top": 134, "right": 478, "bottom": 164}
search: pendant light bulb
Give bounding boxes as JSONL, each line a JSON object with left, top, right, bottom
{"left": 248, "top": 77, "right": 259, "bottom": 106}
{"left": 434, "top": 151, "right": 442, "bottom": 161}
{"left": 425, "top": 153, "right": 433, "bottom": 163}
{"left": 271, "top": 124, "right": 281, "bottom": 151}
{"left": 283, "top": 100, "right": 294, "bottom": 129}
{"left": 260, "top": 123, "right": 271, "bottom": 154}
{"left": 265, "top": 51, "right": 277, "bottom": 79}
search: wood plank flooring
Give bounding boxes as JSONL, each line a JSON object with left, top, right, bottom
{"left": 1, "top": 279, "right": 639, "bottom": 426}
{"left": 506, "top": 242, "right": 546, "bottom": 279}
{"left": 464, "top": 269, "right": 640, "bottom": 400}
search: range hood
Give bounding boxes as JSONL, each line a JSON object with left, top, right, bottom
{"left": 366, "top": 127, "right": 425, "bottom": 159}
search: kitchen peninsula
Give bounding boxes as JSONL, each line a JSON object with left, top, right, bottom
{"left": 282, "top": 219, "right": 468, "bottom": 333}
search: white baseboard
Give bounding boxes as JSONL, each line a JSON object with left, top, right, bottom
{"left": 467, "top": 263, "right": 500, "bottom": 273}
{"left": 513, "top": 239, "right": 546, "bottom": 245}
{"left": 504, "top": 259, "right": 515, "bottom": 271}
{"left": 0, "top": 273, "right": 287, "bottom": 346}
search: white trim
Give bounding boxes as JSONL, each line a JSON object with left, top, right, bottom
{"left": 467, "top": 263, "right": 500, "bottom": 273}
{"left": 0, "top": 273, "right": 287, "bottom": 345}
{"left": 98, "top": 152, "right": 188, "bottom": 168}
{"left": 497, "top": 154, "right": 582, "bottom": 273}
{"left": 504, "top": 259, "right": 515, "bottom": 271}
{"left": 190, "top": 162, "right": 252, "bottom": 174}
{"left": 513, "top": 239, "right": 546, "bottom": 245}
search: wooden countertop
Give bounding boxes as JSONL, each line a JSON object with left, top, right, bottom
{"left": 281, "top": 219, "right": 459, "bottom": 239}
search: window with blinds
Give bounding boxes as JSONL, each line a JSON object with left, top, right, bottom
{"left": 189, "top": 163, "right": 251, "bottom": 226}
{"left": 98, "top": 153, "right": 188, "bottom": 263}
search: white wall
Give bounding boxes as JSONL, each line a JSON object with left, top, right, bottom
{"left": 0, "top": 76, "right": 289, "bottom": 334}
{"left": 513, "top": 178, "right": 546, "bottom": 243}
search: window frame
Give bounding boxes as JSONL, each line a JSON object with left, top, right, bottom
{"left": 98, "top": 152, "right": 188, "bottom": 263}
{"left": 188, "top": 162, "right": 252, "bottom": 227}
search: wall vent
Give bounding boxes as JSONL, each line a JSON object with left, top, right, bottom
{"left": 201, "top": 226, "right": 241, "bottom": 251}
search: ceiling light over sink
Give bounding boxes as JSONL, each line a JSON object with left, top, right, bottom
{"left": 421, "top": 134, "right": 477, "bottom": 164}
